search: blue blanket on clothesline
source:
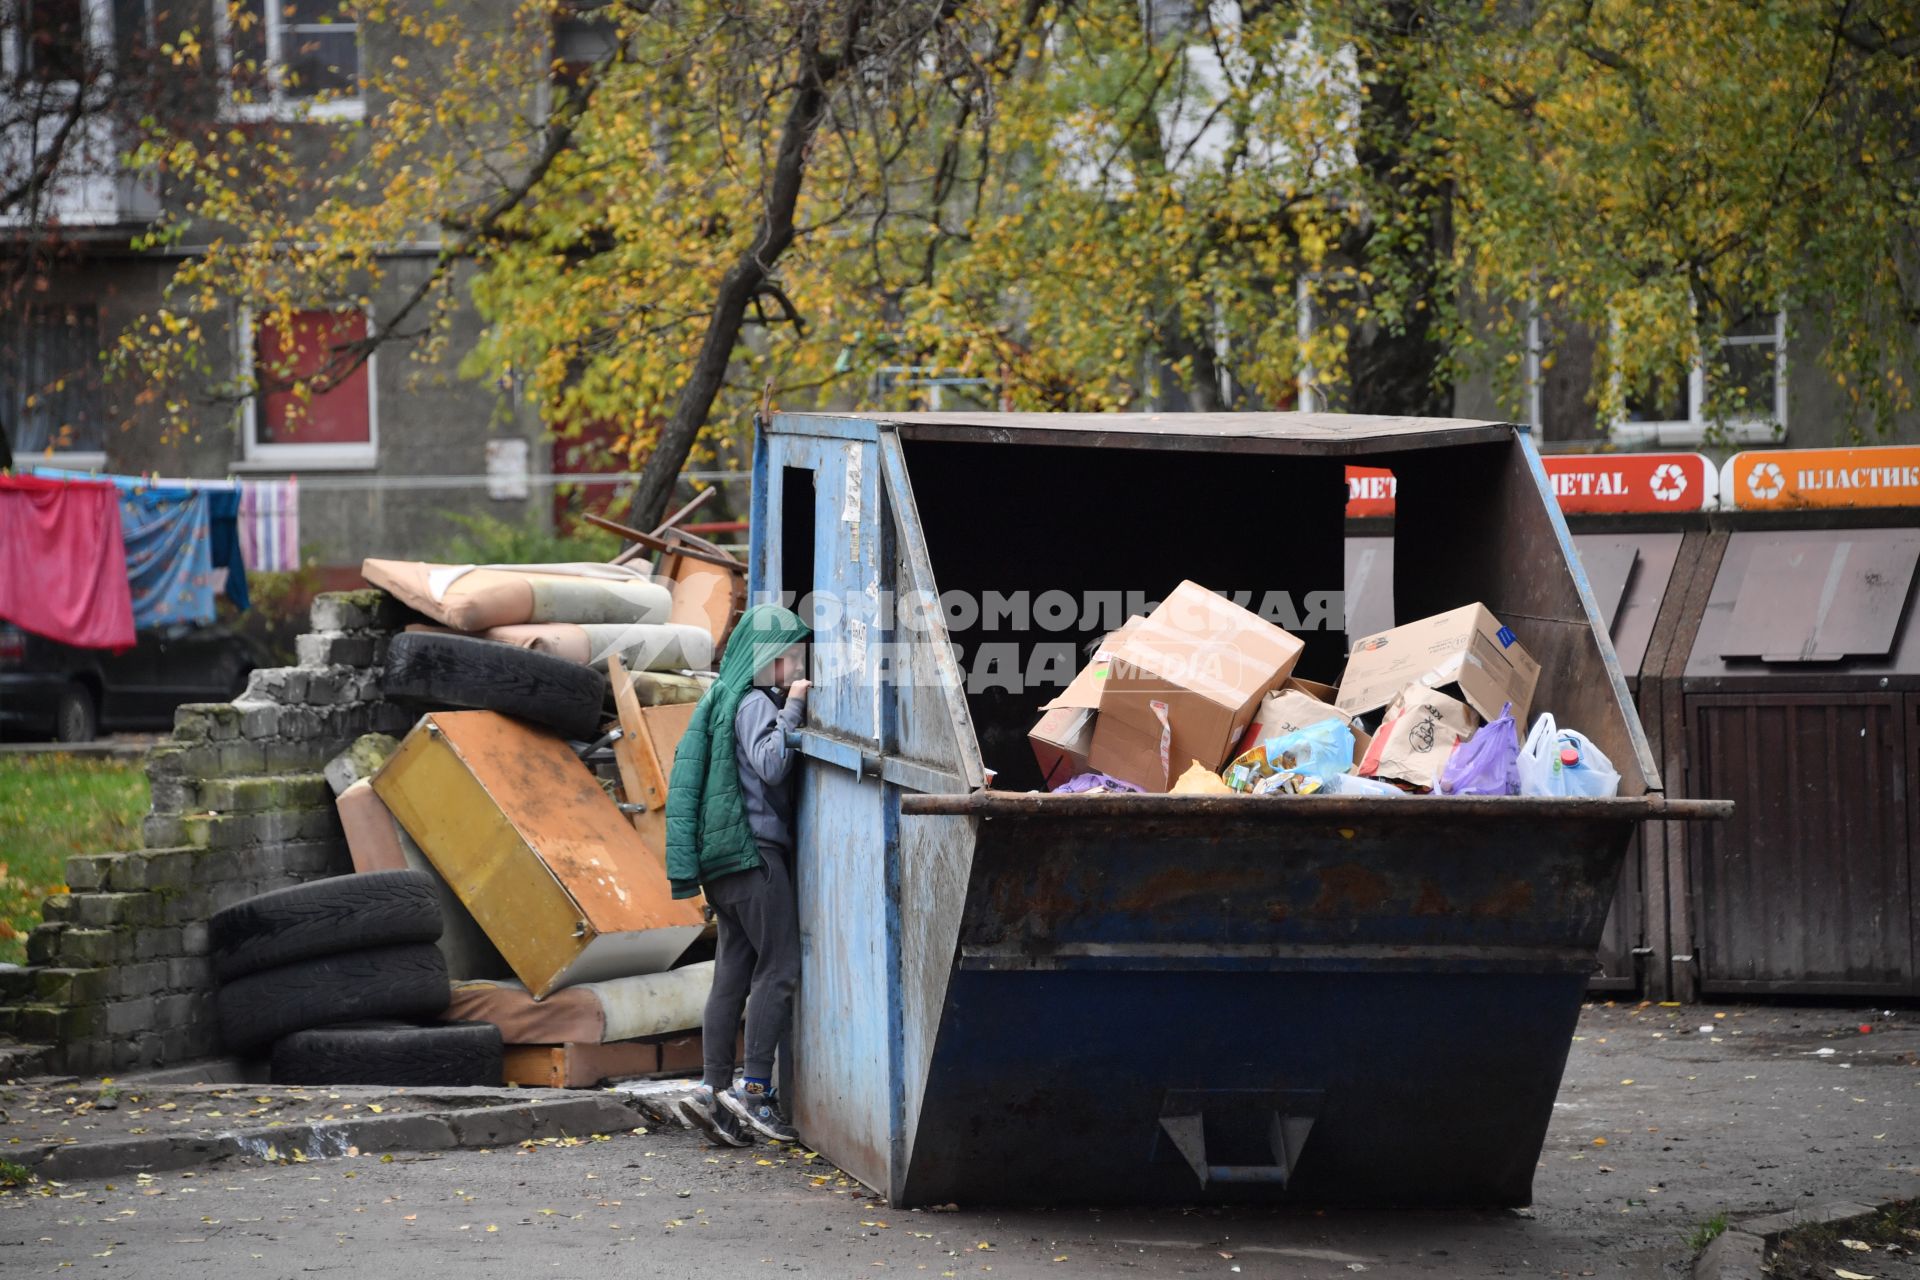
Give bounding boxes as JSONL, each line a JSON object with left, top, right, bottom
{"left": 29, "top": 468, "right": 250, "bottom": 625}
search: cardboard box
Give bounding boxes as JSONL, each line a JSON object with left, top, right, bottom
{"left": 1084, "top": 707, "right": 1176, "bottom": 792}
{"left": 1027, "top": 619, "right": 1141, "bottom": 788}
{"left": 1336, "top": 603, "right": 1541, "bottom": 725}
{"left": 373, "top": 711, "right": 708, "bottom": 999}
{"left": 1092, "top": 582, "right": 1304, "bottom": 787}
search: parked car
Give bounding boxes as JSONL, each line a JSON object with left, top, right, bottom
{"left": 0, "top": 622, "right": 258, "bottom": 742}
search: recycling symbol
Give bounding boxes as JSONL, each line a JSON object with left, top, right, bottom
{"left": 1747, "top": 461, "right": 1785, "bottom": 501}
{"left": 1650, "top": 463, "right": 1688, "bottom": 503}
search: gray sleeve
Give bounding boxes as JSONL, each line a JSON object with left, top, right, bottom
{"left": 736, "top": 692, "right": 797, "bottom": 787}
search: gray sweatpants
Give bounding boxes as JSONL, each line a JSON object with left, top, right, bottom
{"left": 700, "top": 842, "right": 799, "bottom": 1089}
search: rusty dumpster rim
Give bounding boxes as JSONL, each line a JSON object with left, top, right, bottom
{"left": 897, "top": 792, "right": 1734, "bottom": 820}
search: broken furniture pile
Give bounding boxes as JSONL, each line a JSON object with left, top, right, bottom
{"left": 207, "top": 504, "right": 745, "bottom": 1086}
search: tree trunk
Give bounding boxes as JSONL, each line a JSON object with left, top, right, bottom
{"left": 1344, "top": 0, "right": 1451, "bottom": 418}
{"left": 628, "top": 6, "right": 886, "bottom": 529}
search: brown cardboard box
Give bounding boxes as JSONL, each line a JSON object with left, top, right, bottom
{"left": 373, "top": 711, "right": 708, "bottom": 998}
{"left": 1092, "top": 582, "right": 1304, "bottom": 787}
{"left": 1027, "top": 619, "right": 1142, "bottom": 788}
{"left": 1336, "top": 603, "right": 1541, "bottom": 725}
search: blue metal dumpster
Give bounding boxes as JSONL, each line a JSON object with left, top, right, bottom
{"left": 749, "top": 412, "right": 1729, "bottom": 1207}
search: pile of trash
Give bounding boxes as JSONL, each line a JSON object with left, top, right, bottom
{"left": 213, "top": 512, "right": 746, "bottom": 1088}
{"left": 1029, "top": 580, "right": 1621, "bottom": 800}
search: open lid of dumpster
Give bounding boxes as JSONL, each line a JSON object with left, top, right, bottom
{"left": 763, "top": 410, "right": 1659, "bottom": 796}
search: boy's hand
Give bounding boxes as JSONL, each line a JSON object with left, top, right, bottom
{"left": 788, "top": 679, "right": 811, "bottom": 701}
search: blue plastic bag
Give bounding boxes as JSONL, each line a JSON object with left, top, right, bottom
{"left": 1223, "top": 720, "right": 1356, "bottom": 793}
{"left": 1439, "top": 701, "right": 1520, "bottom": 796}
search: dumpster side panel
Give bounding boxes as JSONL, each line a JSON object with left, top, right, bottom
{"left": 1385, "top": 434, "right": 1657, "bottom": 794}
{"left": 896, "top": 810, "right": 975, "bottom": 1184}
{"left": 898, "top": 807, "right": 1633, "bottom": 1206}
{"left": 757, "top": 424, "right": 899, "bottom": 1192}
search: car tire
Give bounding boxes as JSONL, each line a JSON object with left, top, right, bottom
{"left": 54, "top": 683, "right": 97, "bottom": 743}
{"left": 381, "top": 631, "right": 609, "bottom": 741}
{"left": 209, "top": 870, "right": 444, "bottom": 984}
{"left": 271, "top": 1021, "right": 503, "bottom": 1087}
{"left": 216, "top": 943, "right": 452, "bottom": 1056}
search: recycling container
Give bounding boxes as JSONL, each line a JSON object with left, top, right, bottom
{"left": 751, "top": 411, "right": 1728, "bottom": 1207}
{"left": 1673, "top": 518, "right": 1920, "bottom": 998}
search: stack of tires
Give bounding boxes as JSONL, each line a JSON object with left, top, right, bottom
{"left": 211, "top": 870, "right": 503, "bottom": 1086}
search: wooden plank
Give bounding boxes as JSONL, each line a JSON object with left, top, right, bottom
{"left": 606, "top": 655, "right": 655, "bottom": 824}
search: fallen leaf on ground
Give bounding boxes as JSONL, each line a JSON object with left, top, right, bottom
{"left": 1833, "top": 1269, "right": 1874, "bottom": 1280}
{"left": 1843, "top": 1240, "right": 1874, "bottom": 1252}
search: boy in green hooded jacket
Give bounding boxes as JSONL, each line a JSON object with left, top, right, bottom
{"left": 665, "top": 604, "right": 811, "bottom": 1146}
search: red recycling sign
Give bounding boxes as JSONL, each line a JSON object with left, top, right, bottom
{"left": 1347, "top": 453, "right": 1717, "bottom": 517}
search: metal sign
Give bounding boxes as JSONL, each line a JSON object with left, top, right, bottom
{"left": 1724, "top": 445, "right": 1920, "bottom": 511}
{"left": 1345, "top": 453, "right": 1716, "bottom": 517}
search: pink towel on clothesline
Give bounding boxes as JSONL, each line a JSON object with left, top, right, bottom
{"left": 0, "top": 475, "right": 137, "bottom": 649}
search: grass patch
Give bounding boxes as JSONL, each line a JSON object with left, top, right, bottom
{"left": 1768, "top": 1200, "right": 1920, "bottom": 1279}
{"left": 0, "top": 1157, "right": 32, "bottom": 1188}
{"left": 1687, "top": 1213, "right": 1729, "bottom": 1251}
{"left": 0, "top": 755, "right": 149, "bottom": 966}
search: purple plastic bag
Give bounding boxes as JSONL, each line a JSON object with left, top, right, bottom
{"left": 1053, "top": 772, "right": 1145, "bottom": 795}
{"left": 1439, "top": 702, "right": 1520, "bottom": 796}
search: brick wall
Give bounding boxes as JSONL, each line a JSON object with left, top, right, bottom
{"left": 0, "top": 591, "right": 416, "bottom": 1078}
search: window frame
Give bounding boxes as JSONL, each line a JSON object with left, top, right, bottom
{"left": 1604, "top": 309, "right": 1788, "bottom": 447}
{"left": 2, "top": 299, "right": 111, "bottom": 466}
{"left": 214, "top": 0, "right": 365, "bottom": 123}
{"left": 236, "top": 304, "right": 379, "bottom": 471}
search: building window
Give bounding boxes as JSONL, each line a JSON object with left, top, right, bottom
{"left": 0, "top": 303, "right": 107, "bottom": 460}
{"left": 12, "top": 0, "right": 90, "bottom": 81}
{"left": 1611, "top": 309, "right": 1786, "bottom": 446}
{"left": 241, "top": 307, "right": 377, "bottom": 468}
{"left": 0, "top": 302, "right": 109, "bottom": 462}
{"left": 551, "top": 1, "right": 617, "bottom": 85}
{"left": 222, "top": 0, "right": 362, "bottom": 119}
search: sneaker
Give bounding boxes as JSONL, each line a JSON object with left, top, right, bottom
{"left": 675, "top": 1085, "right": 750, "bottom": 1147}
{"left": 719, "top": 1082, "right": 799, "bottom": 1143}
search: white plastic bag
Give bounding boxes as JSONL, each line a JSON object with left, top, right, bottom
{"left": 1516, "top": 713, "right": 1622, "bottom": 798}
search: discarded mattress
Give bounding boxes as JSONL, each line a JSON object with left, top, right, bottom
{"left": 406, "top": 620, "right": 715, "bottom": 673}
{"left": 446, "top": 963, "right": 714, "bottom": 1044}
{"left": 336, "top": 778, "right": 512, "bottom": 981}
{"left": 362, "top": 559, "right": 673, "bottom": 631}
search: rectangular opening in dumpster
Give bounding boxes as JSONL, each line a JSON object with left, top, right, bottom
{"left": 902, "top": 439, "right": 1347, "bottom": 790}
{"left": 782, "top": 465, "right": 817, "bottom": 627}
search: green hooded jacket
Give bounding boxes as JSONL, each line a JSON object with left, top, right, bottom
{"left": 665, "top": 603, "right": 811, "bottom": 899}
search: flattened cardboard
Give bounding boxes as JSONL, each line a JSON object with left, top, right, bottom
{"left": 1100, "top": 581, "right": 1304, "bottom": 777}
{"left": 1336, "top": 603, "right": 1540, "bottom": 725}
{"left": 373, "top": 710, "right": 706, "bottom": 999}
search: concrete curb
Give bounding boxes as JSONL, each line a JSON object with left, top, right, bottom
{"left": 1693, "top": 1199, "right": 1897, "bottom": 1280}
{"left": 21, "top": 1094, "right": 643, "bottom": 1181}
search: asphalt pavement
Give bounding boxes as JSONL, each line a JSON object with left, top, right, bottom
{"left": 2, "top": 1003, "right": 1914, "bottom": 1278}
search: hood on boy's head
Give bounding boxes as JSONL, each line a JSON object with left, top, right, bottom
{"left": 718, "top": 603, "right": 811, "bottom": 687}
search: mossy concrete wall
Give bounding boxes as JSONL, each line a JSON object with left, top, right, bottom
{"left": 0, "top": 592, "right": 418, "bottom": 1078}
